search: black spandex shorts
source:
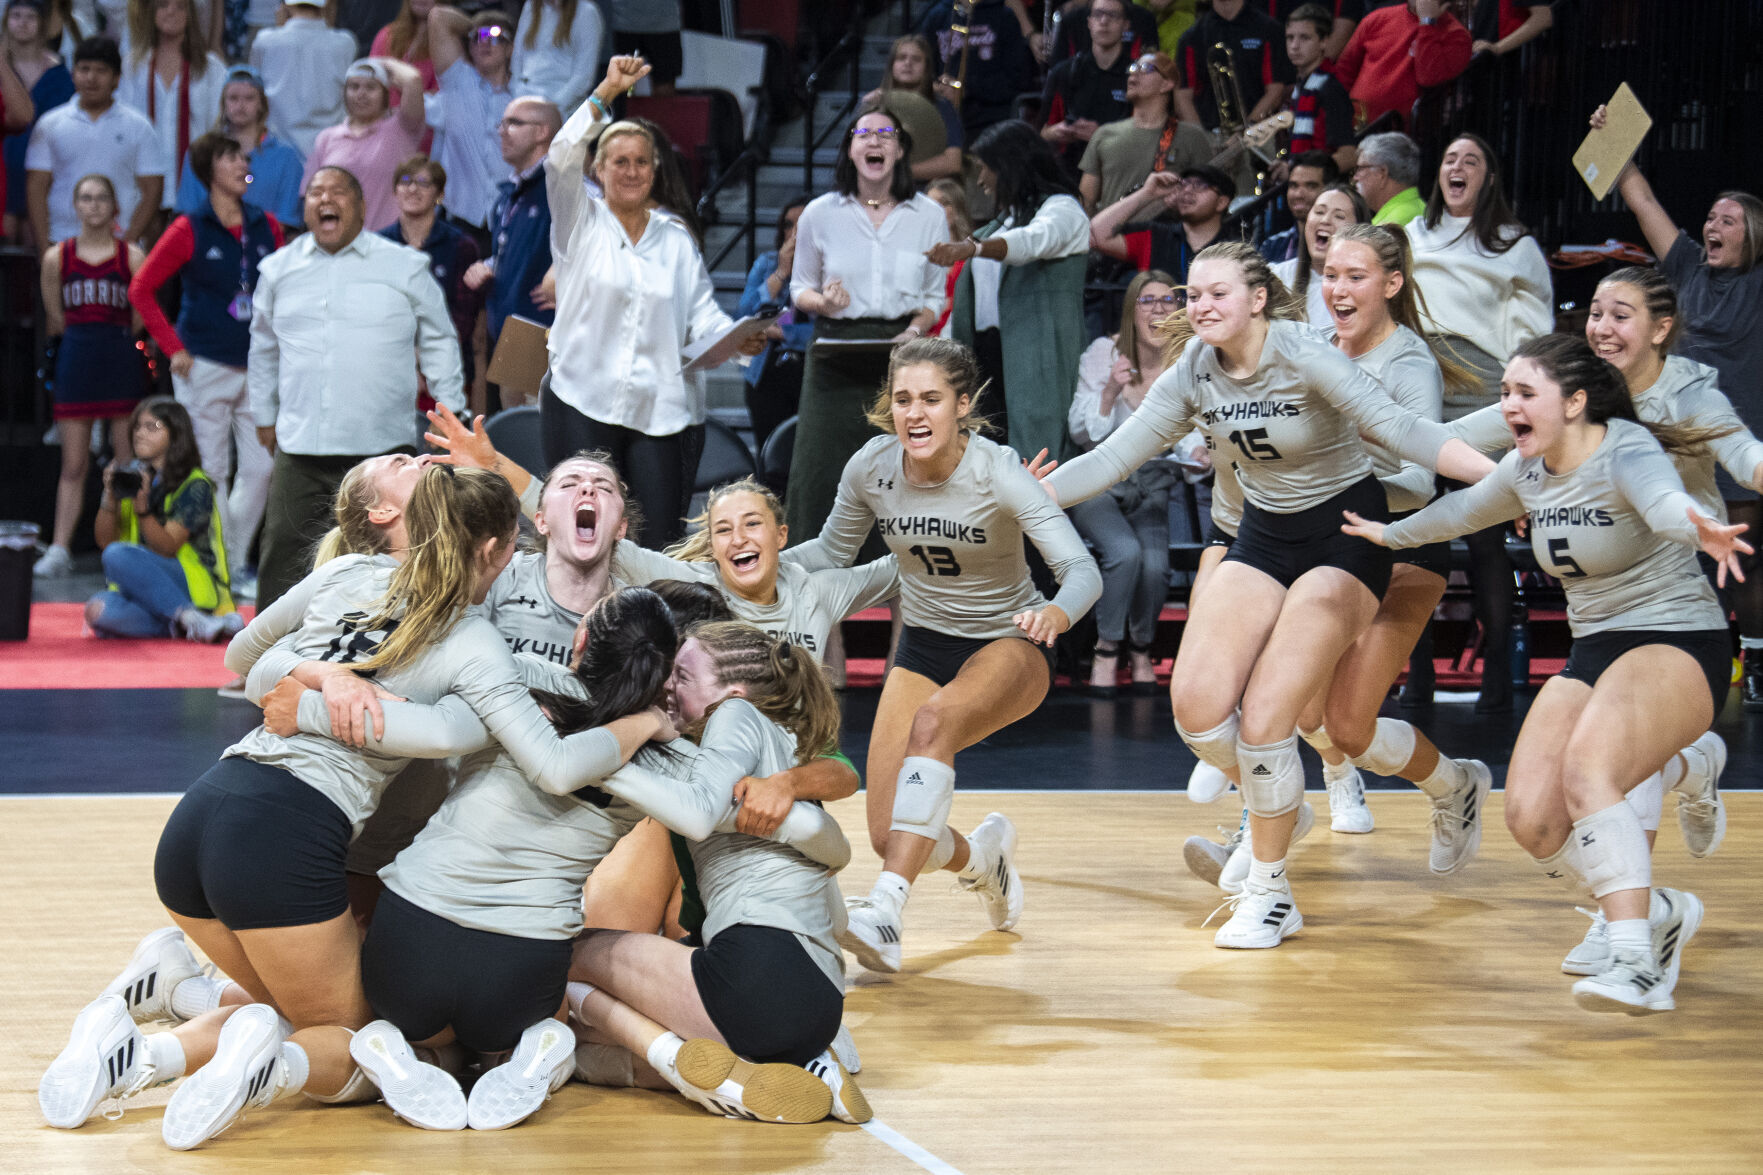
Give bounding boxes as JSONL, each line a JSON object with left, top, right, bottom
{"left": 154, "top": 757, "right": 352, "bottom": 930}
{"left": 1559, "top": 627, "right": 1731, "bottom": 715}
{"left": 894, "top": 624, "right": 1057, "bottom": 689}
{"left": 361, "top": 889, "right": 573, "bottom": 1055}
{"left": 691, "top": 924, "right": 843, "bottom": 1066}
{"left": 1225, "top": 474, "right": 1393, "bottom": 597}
{"left": 1206, "top": 522, "right": 1235, "bottom": 548}
{"left": 1388, "top": 509, "right": 1453, "bottom": 579}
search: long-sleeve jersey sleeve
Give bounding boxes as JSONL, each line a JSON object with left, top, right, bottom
{"left": 1615, "top": 443, "right": 1702, "bottom": 549}
{"left": 996, "top": 453, "right": 1102, "bottom": 622}
{"left": 597, "top": 702, "right": 759, "bottom": 840}
{"left": 1310, "top": 342, "right": 1456, "bottom": 468}
{"left": 223, "top": 556, "right": 366, "bottom": 676}
{"left": 1383, "top": 454, "right": 1525, "bottom": 548}
{"left": 711, "top": 799, "right": 851, "bottom": 870}
{"left": 814, "top": 459, "right": 883, "bottom": 568}
{"left": 1445, "top": 403, "right": 1513, "bottom": 455}
{"left": 1047, "top": 361, "right": 1200, "bottom": 506}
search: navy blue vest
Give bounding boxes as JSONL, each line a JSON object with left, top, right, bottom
{"left": 487, "top": 167, "right": 554, "bottom": 338}
{"left": 176, "top": 202, "right": 277, "bottom": 368}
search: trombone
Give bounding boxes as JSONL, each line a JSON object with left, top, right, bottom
{"left": 1206, "top": 42, "right": 1285, "bottom": 191}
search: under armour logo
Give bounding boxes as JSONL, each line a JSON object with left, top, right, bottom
{"left": 1198, "top": 373, "right": 1214, "bottom": 382}
{"left": 1251, "top": 765, "right": 1271, "bottom": 776}
{"left": 506, "top": 595, "right": 541, "bottom": 608}
{"left": 877, "top": 477, "right": 894, "bottom": 490}
{"left": 1545, "top": 870, "right": 1564, "bottom": 878}
{"left": 1580, "top": 832, "right": 1596, "bottom": 847}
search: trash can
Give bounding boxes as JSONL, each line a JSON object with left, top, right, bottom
{"left": 0, "top": 521, "right": 38, "bottom": 640}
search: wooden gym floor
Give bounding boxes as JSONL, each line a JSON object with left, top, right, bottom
{"left": 2, "top": 791, "right": 1758, "bottom": 1174}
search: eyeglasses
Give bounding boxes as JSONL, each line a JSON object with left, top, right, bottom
{"left": 1127, "top": 61, "right": 1159, "bottom": 75}
{"left": 1176, "top": 176, "right": 1216, "bottom": 190}
{"left": 471, "top": 25, "right": 510, "bottom": 43}
{"left": 396, "top": 174, "right": 437, "bottom": 188}
{"left": 1137, "top": 293, "right": 1184, "bottom": 308}
{"left": 496, "top": 117, "right": 539, "bottom": 130}
{"left": 133, "top": 417, "right": 167, "bottom": 433}
{"left": 1351, "top": 162, "right": 1385, "bottom": 176}
{"left": 852, "top": 127, "right": 899, "bottom": 141}
{"left": 1089, "top": 7, "right": 1126, "bottom": 22}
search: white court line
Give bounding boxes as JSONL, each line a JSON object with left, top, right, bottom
{"left": 861, "top": 1118, "right": 967, "bottom": 1175}
{"left": 0, "top": 792, "right": 186, "bottom": 800}
{"left": 0, "top": 787, "right": 1546, "bottom": 799}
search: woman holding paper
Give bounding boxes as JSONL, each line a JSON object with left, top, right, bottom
{"left": 542, "top": 55, "right": 761, "bottom": 549}
{"left": 785, "top": 104, "right": 949, "bottom": 553}
{"left": 1590, "top": 102, "right": 1763, "bottom": 706}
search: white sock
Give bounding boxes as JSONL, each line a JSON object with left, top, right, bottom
{"left": 1658, "top": 755, "right": 1688, "bottom": 792}
{"left": 870, "top": 871, "right": 911, "bottom": 914}
{"left": 168, "top": 974, "right": 226, "bottom": 1021}
{"left": 1606, "top": 918, "right": 1649, "bottom": 957}
{"left": 925, "top": 825, "right": 957, "bottom": 873}
{"left": 1247, "top": 856, "right": 1288, "bottom": 890}
{"left": 566, "top": 981, "right": 597, "bottom": 1024}
{"left": 146, "top": 1031, "right": 186, "bottom": 1083}
{"left": 957, "top": 830, "right": 994, "bottom": 880}
{"left": 275, "top": 1042, "right": 310, "bottom": 1101}
{"left": 1413, "top": 756, "right": 1466, "bottom": 800}
{"left": 1321, "top": 758, "right": 1354, "bottom": 782}
{"left": 644, "top": 1031, "right": 684, "bottom": 1076}
{"left": 1740, "top": 636, "right": 1763, "bottom": 651}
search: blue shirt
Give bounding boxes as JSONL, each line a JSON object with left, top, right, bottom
{"left": 736, "top": 250, "right": 813, "bottom": 387}
{"left": 176, "top": 132, "right": 305, "bottom": 227}
{"left": 5, "top": 65, "right": 75, "bottom": 216}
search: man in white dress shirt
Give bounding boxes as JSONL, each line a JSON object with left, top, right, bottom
{"left": 249, "top": 165, "right": 466, "bottom": 608}
{"left": 248, "top": 0, "right": 355, "bottom": 159}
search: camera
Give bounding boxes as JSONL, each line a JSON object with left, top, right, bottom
{"left": 111, "top": 467, "right": 144, "bottom": 497}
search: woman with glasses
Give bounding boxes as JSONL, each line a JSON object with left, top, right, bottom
{"left": 785, "top": 104, "right": 948, "bottom": 553}
{"left": 174, "top": 66, "right": 302, "bottom": 227}
{"left": 1067, "top": 268, "right": 1182, "bottom": 696}
{"left": 928, "top": 118, "right": 1090, "bottom": 469}
{"left": 380, "top": 154, "right": 481, "bottom": 399}
{"left": 128, "top": 131, "right": 284, "bottom": 595}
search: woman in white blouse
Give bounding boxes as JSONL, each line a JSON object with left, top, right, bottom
{"left": 1407, "top": 132, "right": 1554, "bottom": 711}
{"left": 543, "top": 55, "right": 759, "bottom": 549}
{"left": 928, "top": 119, "right": 1090, "bottom": 468}
{"left": 512, "top": 0, "right": 602, "bottom": 116}
{"left": 1066, "top": 268, "right": 1180, "bottom": 696}
{"left": 785, "top": 103, "right": 949, "bottom": 549}
{"left": 119, "top": 0, "right": 224, "bottom": 215}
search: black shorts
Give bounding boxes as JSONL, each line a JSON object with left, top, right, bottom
{"left": 613, "top": 30, "right": 683, "bottom": 86}
{"left": 361, "top": 889, "right": 573, "bottom": 1055}
{"left": 894, "top": 624, "right": 1057, "bottom": 689}
{"left": 691, "top": 924, "right": 843, "bottom": 1066}
{"left": 1389, "top": 510, "right": 1453, "bottom": 579}
{"left": 154, "top": 757, "right": 352, "bottom": 930}
{"left": 1559, "top": 628, "right": 1731, "bottom": 715}
{"left": 1206, "top": 522, "right": 1234, "bottom": 548}
{"left": 1225, "top": 474, "right": 1393, "bottom": 597}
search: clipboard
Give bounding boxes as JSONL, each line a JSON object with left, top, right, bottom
{"left": 682, "top": 311, "right": 780, "bottom": 372}
{"left": 809, "top": 337, "right": 899, "bottom": 353}
{"left": 1573, "top": 83, "right": 1652, "bottom": 201}
{"left": 485, "top": 315, "right": 551, "bottom": 398}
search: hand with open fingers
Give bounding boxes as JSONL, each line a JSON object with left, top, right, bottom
{"left": 261, "top": 677, "right": 307, "bottom": 737}
{"left": 321, "top": 672, "right": 403, "bottom": 748}
{"left": 1023, "top": 447, "right": 1059, "bottom": 482}
{"left": 1690, "top": 507, "right": 1752, "bottom": 586}
{"left": 1013, "top": 605, "right": 1069, "bottom": 646}
{"left": 424, "top": 403, "right": 499, "bottom": 470}
{"left": 732, "top": 773, "right": 792, "bottom": 838}
{"left": 1340, "top": 510, "right": 1388, "bottom": 546}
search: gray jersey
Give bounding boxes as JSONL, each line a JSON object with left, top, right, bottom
{"left": 1384, "top": 418, "right": 1725, "bottom": 636}
{"left": 817, "top": 433, "right": 1102, "bottom": 638}
{"left": 612, "top": 541, "right": 899, "bottom": 661}
{"left": 477, "top": 550, "right": 583, "bottom": 666}
{"left": 1339, "top": 325, "right": 1444, "bottom": 513}
{"left": 1210, "top": 452, "right": 1244, "bottom": 537}
{"left": 1446, "top": 356, "right": 1763, "bottom": 524}
{"left": 1049, "top": 319, "right": 1455, "bottom": 514}
{"left": 603, "top": 699, "right": 847, "bottom": 992}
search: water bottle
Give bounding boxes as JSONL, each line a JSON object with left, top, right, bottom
{"left": 1509, "top": 602, "right": 1530, "bottom": 693}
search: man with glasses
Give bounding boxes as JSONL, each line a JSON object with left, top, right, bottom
{"left": 462, "top": 96, "right": 561, "bottom": 412}
{"left": 1353, "top": 129, "right": 1424, "bottom": 226}
{"left": 1078, "top": 50, "right": 1210, "bottom": 213}
{"left": 1040, "top": 0, "right": 1140, "bottom": 176}
{"left": 1090, "top": 162, "right": 1238, "bottom": 282}
{"left": 429, "top": 6, "right": 517, "bottom": 245}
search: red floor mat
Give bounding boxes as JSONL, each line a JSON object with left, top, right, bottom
{"left": 0, "top": 603, "right": 254, "bottom": 689}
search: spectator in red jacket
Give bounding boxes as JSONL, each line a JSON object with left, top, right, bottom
{"left": 1332, "top": 0, "right": 1471, "bottom": 131}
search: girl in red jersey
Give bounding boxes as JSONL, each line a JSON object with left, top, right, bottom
{"left": 33, "top": 173, "right": 148, "bottom": 577}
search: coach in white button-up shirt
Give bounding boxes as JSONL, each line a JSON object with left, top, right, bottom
{"left": 542, "top": 55, "right": 749, "bottom": 549}
{"left": 248, "top": 165, "right": 465, "bottom": 608}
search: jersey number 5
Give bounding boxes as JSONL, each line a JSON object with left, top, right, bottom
{"left": 1227, "top": 428, "right": 1282, "bottom": 462}
{"left": 1546, "top": 537, "right": 1588, "bottom": 579}
{"left": 908, "top": 545, "right": 962, "bottom": 576}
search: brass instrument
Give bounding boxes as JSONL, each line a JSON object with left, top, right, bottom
{"left": 1205, "top": 42, "right": 1286, "bottom": 193}
{"left": 941, "top": 0, "right": 976, "bottom": 111}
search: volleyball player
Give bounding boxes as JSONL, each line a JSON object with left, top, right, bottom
{"left": 1044, "top": 241, "right": 1494, "bottom": 949}
{"left": 806, "top": 336, "right": 1102, "bottom": 973}
{"left": 1344, "top": 334, "right": 1750, "bottom": 1012}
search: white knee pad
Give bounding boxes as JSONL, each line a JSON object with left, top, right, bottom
{"left": 1530, "top": 844, "right": 1592, "bottom": 899}
{"left": 1350, "top": 717, "right": 1417, "bottom": 777}
{"left": 889, "top": 756, "right": 955, "bottom": 840}
{"left": 1297, "top": 724, "right": 1333, "bottom": 754}
{"left": 1236, "top": 735, "right": 1305, "bottom": 818}
{"left": 1175, "top": 712, "right": 1240, "bottom": 772}
{"left": 1563, "top": 802, "right": 1653, "bottom": 900}
{"left": 305, "top": 1065, "right": 377, "bottom": 1105}
{"left": 1625, "top": 771, "right": 1665, "bottom": 833}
